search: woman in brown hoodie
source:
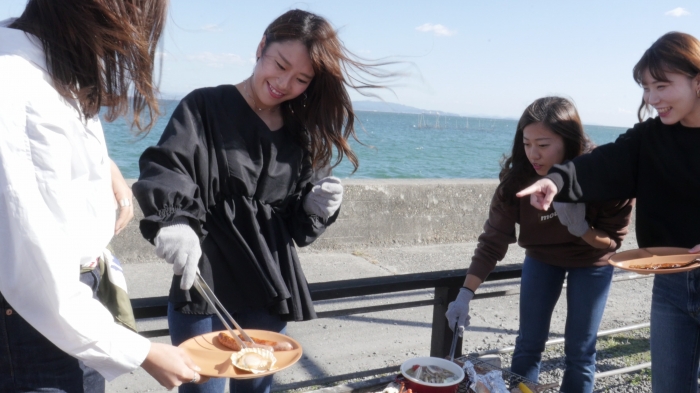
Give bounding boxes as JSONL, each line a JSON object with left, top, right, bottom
{"left": 446, "top": 97, "right": 633, "bottom": 393}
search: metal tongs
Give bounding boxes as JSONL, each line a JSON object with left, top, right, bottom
{"left": 448, "top": 321, "right": 460, "bottom": 362}
{"left": 193, "top": 272, "right": 254, "bottom": 349}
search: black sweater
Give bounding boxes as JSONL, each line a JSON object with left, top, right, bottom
{"left": 548, "top": 117, "right": 700, "bottom": 248}
{"left": 133, "top": 86, "right": 336, "bottom": 321}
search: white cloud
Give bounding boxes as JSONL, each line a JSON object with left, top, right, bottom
{"left": 665, "top": 7, "right": 690, "bottom": 17}
{"left": 415, "top": 23, "right": 456, "bottom": 37}
{"left": 186, "top": 52, "right": 246, "bottom": 68}
{"left": 200, "top": 24, "right": 223, "bottom": 32}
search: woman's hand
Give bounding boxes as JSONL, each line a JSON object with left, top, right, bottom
{"left": 141, "top": 343, "right": 208, "bottom": 389}
{"left": 303, "top": 176, "right": 343, "bottom": 219}
{"left": 110, "top": 160, "right": 133, "bottom": 235}
{"left": 516, "top": 178, "right": 559, "bottom": 211}
{"left": 445, "top": 287, "right": 475, "bottom": 337}
{"left": 690, "top": 245, "right": 700, "bottom": 253}
{"left": 155, "top": 218, "right": 202, "bottom": 290}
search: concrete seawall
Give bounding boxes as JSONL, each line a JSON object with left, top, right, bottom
{"left": 113, "top": 179, "right": 503, "bottom": 260}
{"left": 115, "top": 178, "right": 637, "bottom": 259}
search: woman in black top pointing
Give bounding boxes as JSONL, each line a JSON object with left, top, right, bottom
{"left": 518, "top": 32, "right": 700, "bottom": 393}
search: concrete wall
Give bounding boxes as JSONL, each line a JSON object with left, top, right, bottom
{"left": 114, "top": 178, "right": 638, "bottom": 260}
{"left": 113, "top": 179, "right": 500, "bottom": 261}
{"left": 312, "top": 179, "right": 499, "bottom": 250}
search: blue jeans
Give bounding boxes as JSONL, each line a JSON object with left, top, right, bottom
{"left": 0, "top": 270, "right": 105, "bottom": 393}
{"left": 168, "top": 303, "right": 287, "bottom": 393}
{"left": 510, "top": 256, "right": 613, "bottom": 393}
{"left": 650, "top": 270, "right": 700, "bottom": 393}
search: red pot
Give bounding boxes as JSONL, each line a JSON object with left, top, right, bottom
{"left": 400, "top": 357, "right": 465, "bottom": 393}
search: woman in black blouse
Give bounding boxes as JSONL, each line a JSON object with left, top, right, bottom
{"left": 133, "top": 9, "right": 396, "bottom": 393}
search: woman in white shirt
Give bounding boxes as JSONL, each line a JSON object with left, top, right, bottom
{"left": 0, "top": 0, "right": 202, "bottom": 391}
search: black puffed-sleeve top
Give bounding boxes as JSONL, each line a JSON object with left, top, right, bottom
{"left": 133, "top": 85, "right": 337, "bottom": 321}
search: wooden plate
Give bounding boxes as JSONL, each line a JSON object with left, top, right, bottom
{"left": 178, "top": 330, "right": 302, "bottom": 379}
{"left": 608, "top": 247, "right": 699, "bottom": 274}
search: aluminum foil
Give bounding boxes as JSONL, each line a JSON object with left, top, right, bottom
{"left": 462, "top": 360, "right": 509, "bottom": 393}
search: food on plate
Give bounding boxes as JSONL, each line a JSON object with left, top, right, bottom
{"left": 404, "top": 364, "right": 460, "bottom": 384}
{"left": 217, "top": 332, "right": 294, "bottom": 351}
{"left": 629, "top": 261, "right": 695, "bottom": 270}
{"left": 230, "top": 347, "right": 277, "bottom": 374}
{"left": 217, "top": 332, "right": 248, "bottom": 351}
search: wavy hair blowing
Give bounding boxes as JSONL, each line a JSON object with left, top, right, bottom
{"left": 633, "top": 32, "right": 700, "bottom": 122}
{"left": 497, "top": 97, "right": 593, "bottom": 204}
{"left": 10, "top": 0, "right": 167, "bottom": 133}
{"left": 263, "top": 9, "right": 398, "bottom": 171}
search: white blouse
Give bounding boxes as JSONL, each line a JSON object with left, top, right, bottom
{"left": 0, "top": 21, "right": 150, "bottom": 380}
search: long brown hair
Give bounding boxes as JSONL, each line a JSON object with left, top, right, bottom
{"left": 10, "top": 0, "right": 167, "bottom": 132}
{"left": 633, "top": 32, "right": 700, "bottom": 122}
{"left": 263, "top": 9, "right": 398, "bottom": 171}
{"left": 497, "top": 97, "right": 593, "bottom": 204}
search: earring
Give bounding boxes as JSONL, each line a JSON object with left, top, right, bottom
{"left": 302, "top": 93, "right": 308, "bottom": 108}
{"left": 289, "top": 102, "right": 294, "bottom": 114}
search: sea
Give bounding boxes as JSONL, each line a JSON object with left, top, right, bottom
{"left": 103, "top": 100, "right": 628, "bottom": 180}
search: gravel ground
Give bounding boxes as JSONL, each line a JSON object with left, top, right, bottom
{"left": 496, "top": 327, "right": 652, "bottom": 392}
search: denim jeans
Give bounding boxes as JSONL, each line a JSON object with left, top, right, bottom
{"left": 168, "top": 302, "right": 287, "bottom": 393}
{"left": 510, "top": 256, "right": 613, "bottom": 393}
{"left": 0, "top": 270, "right": 106, "bottom": 393}
{"left": 650, "top": 270, "right": 700, "bottom": 393}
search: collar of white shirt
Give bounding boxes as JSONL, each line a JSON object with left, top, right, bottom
{"left": 0, "top": 18, "right": 47, "bottom": 73}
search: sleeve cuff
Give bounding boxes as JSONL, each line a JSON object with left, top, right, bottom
{"left": 546, "top": 172, "right": 564, "bottom": 196}
{"left": 83, "top": 327, "right": 151, "bottom": 381}
{"left": 461, "top": 287, "right": 475, "bottom": 295}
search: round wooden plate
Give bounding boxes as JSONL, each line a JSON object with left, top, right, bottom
{"left": 608, "top": 247, "right": 699, "bottom": 274}
{"left": 178, "top": 330, "right": 302, "bottom": 379}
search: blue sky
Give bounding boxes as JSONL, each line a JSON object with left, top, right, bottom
{"left": 2, "top": 1, "right": 698, "bottom": 127}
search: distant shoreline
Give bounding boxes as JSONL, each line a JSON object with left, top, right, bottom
{"left": 153, "top": 97, "right": 627, "bottom": 128}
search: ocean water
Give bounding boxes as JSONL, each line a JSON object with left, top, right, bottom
{"left": 103, "top": 100, "right": 627, "bottom": 179}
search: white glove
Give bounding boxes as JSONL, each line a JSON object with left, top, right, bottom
{"left": 553, "top": 202, "right": 589, "bottom": 237}
{"left": 303, "top": 176, "right": 343, "bottom": 219}
{"left": 445, "top": 287, "right": 475, "bottom": 337}
{"left": 155, "top": 217, "right": 201, "bottom": 290}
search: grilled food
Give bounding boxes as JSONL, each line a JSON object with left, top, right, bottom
{"left": 217, "top": 332, "right": 293, "bottom": 352}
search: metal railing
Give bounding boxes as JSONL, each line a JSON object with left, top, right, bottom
{"left": 132, "top": 265, "right": 524, "bottom": 355}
